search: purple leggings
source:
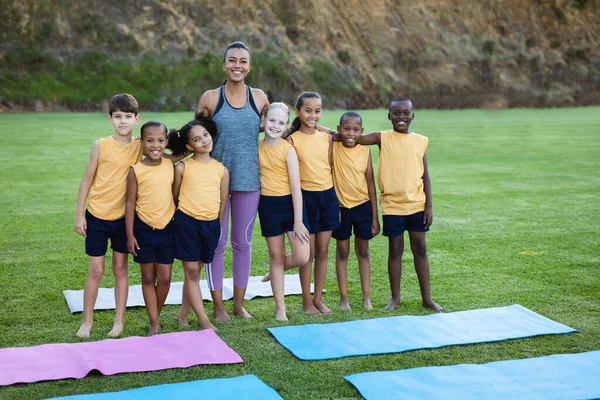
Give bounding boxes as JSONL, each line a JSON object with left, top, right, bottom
{"left": 206, "top": 191, "right": 260, "bottom": 291}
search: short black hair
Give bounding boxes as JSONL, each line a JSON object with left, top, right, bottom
{"left": 339, "top": 111, "right": 362, "bottom": 126}
{"left": 389, "top": 97, "right": 413, "bottom": 109}
{"left": 140, "top": 120, "right": 167, "bottom": 138}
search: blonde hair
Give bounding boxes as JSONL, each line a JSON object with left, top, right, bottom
{"left": 266, "top": 102, "right": 290, "bottom": 121}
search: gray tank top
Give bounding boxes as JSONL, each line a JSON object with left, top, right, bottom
{"left": 211, "top": 85, "right": 261, "bottom": 192}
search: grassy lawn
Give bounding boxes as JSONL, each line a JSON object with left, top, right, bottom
{"left": 0, "top": 107, "right": 598, "bottom": 399}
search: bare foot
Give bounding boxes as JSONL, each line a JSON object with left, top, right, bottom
{"left": 275, "top": 311, "right": 288, "bottom": 321}
{"left": 314, "top": 300, "right": 333, "bottom": 314}
{"left": 76, "top": 322, "right": 93, "bottom": 338}
{"left": 339, "top": 298, "right": 351, "bottom": 311}
{"left": 199, "top": 320, "right": 218, "bottom": 332}
{"left": 178, "top": 312, "right": 190, "bottom": 327}
{"left": 384, "top": 297, "right": 400, "bottom": 311}
{"left": 303, "top": 300, "right": 321, "bottom": 315}
{"left": 261, "top": 272, "right": 270, "bottom": 282}
{"left": 362, "top": 299, "right": 373, "bottom": 310}
{"left": 148, "top": 323, "right": 160, "bottom": 336}
{"left": 214, "top": 308, "right": 231, "bottom": 322}
{"left": 106, "top": 322, "right": 124, "bottom": 337}
{"left": 233, "top": 306, "right": 253, "bottom": 319}
{"left": 423, "top": 299, "right": 445, "bottom": 312}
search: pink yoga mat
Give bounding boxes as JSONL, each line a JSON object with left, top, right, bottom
{"left": 0, "top": 330, "right": 243, "bottom": 386}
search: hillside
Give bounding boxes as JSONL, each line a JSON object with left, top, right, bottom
{"left": 1, "top": 0, "right": 599, "bottom": 111}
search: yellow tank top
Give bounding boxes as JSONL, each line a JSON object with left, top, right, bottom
{"left": 87, "top": 136, "right": 144, "bottom": 220}
{"left": 332, "top": 142, "right": 370, "bottom": 208}
{"left": 178, "top": 158, "right": 224, "bottom": 221}
{"left": 291, "top": 130, "right": 332, "bottom": 191}
{"left": 378, "top": 130, "right": 428, "bottom": 215}
{"left": 258, "top": 139, "right": 292, "bottom": 196}
{"left": 132, "top": 158, "right": 176, "bottom": 229}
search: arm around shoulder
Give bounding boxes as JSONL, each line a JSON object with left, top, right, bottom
{"left": 172, "top": 162, "right": 185, "bottom": 206}
{"left": 358, "top": 131, "right": 382, "bottom": 146}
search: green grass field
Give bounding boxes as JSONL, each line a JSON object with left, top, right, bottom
{"left": 0, "top": 107, "right": 599, "bottom": 399}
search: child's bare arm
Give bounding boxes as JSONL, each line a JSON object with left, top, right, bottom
{"left": 358, "top": 131, "right": 382, "bottom": 147}
{"left": 219, "top": 168, "right": 230, "bottom": 226}
{"left": 172, "top": 163, "right": 185, "bottom": 206}
{"left": 163, "top": 151, "right": 190, "bottom": 164}
{"left": 74, "top": 140, "right": 100, "bottom": 237}
{"left": 286, "top": 147, "right": 310, "bottom": 243}
{"left": 422, "top": 154, "right": 433, "bottom": 228}
{"left": 125, "top": 168, "right": 139, "bottom": 256}
{"left": 328, "top": 135, "right": 334, "bottom": 169}
{"left": 365, "top": 151, "right": 380, "bottom": 236}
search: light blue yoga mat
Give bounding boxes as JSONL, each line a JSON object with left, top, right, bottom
{"left": 344, "top": 350, "right": 600, "bottom": 400}
{"left": 51, "top": 374, "right": 282, "bottom": 399}
{"left": 267, "top": 304, "right": 577, "bottom": 360}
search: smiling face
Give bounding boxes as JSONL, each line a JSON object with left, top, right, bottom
{"left": 185, "top": 125, "right": 214, "bottom": 154}
{"left": 222, "top": 48, "right": 251, "bottom": 83}
{"left": 264, "top": 108, "right": 289, "bottom": 140}
{"left": 388, "top": 100, "right": 414, "bottom": 133}
{"left": 108, "top": 109, "right": 140, "bottom": 138}
{"left": 296, "top": 97, "right": 322, "bottom": 130}
{"left": 338, "top": 115, "right": 364, "bottom": 147}
{"left": 141, "top": 125, "right": 168, "bottom": 161}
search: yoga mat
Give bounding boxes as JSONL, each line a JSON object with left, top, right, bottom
{"left": 64, "top": 274, "right": 314, "bottom": 313}
{"left": 0, "top": 330, "right": 242, "bottom": 386}
{"left": 268, "top": 304, "right": 577, "bottom": 360}
{"left": 51, "top": 374, "right": 282, "bottom": 399}
{"left": 344, "top": 350, "right": 600, "bottom": 400}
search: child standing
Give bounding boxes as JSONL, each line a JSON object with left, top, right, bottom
{"left": 125, "top": 121, "right": 175, "bottom": 335}
{"left": 169, "top": 115, "right": 228, "bottom": 331}
{"left": 332, "top": 112, "right": 380, "bottom": 310}
{"left": 258, "top": 103, "right": 310, "bottom": 321}
{"left": 358, "top": 97, "right": 444, "bottom": 312}
{"left": 74, "top": 93, "right": 142, "bottom": 338}
{"left": 288, "top": 92, "right": 340, "bottom": 315}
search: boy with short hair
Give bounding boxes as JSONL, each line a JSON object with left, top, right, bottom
{"left": 332, "top": 111, "right": 379, "bottom": 310}
{"left": 359, "top": 97, "right": 444, "bottom": 312}
{"left": 74, "top": 93, "right": 143, "bottom": 337}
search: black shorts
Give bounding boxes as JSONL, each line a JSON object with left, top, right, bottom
{"left": 173, "top": 210, "right": 220, "bottom": 263}
{"left": 302, "top": 186, "right": 340, "bottom": 234}
{"left": 382, "top": 211, "right": 429, "bottom": 237}
{"left": 85, "top": 210, "right": 127, "bottom": 256}
{"left": 258, "top": 194, "right": 310, "bottom": 237}
{"left": 332, "top": 201, "right": 373, "bottom": 241}
{"left": 132, "top": 215, "right": 174, "bottom": 264}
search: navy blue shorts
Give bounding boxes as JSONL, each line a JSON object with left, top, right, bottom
{"left": 302, "top": 186, "right": 340, "bottom": 234}
{"left": 85, "top": 210, "right": 127, "bottom": 256}
{"left": 132, "top": 215, "right": 174, "bottom": 264}
{"left": 258, "top": 194, "right": 310, "bottom": 237}
{"left": 332, "top": 201, "right": 373, "bottom": 241}
{"left": 382, "top": 211, "right": 429, "bottom": 237}
{"left": 173, "top": 210, "right": 220, "bottom": 263}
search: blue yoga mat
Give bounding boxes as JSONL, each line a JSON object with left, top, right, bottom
{"left": 344, "top": 350, "right": 600, "bottom": 400}
{"left": 51, "top": 374, "right": 282, "bottom": 399}
{"left": 267, "top": 304, "right": 577, "bottom": 360}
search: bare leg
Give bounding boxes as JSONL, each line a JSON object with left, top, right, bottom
{"left": 76, "top": 256, "right": 105, "bottom": 337}
{"left": 107, "top": 251, "right": 128, "bottom": 337}
{"left": 261, "top": 243, "right": 310, "bottom": 282}
{"left": 178, "top": 281, "right": 191, "bottom": 327}
{"left": 300, "top": 234, "right": 319, "bottom": 314}
{"left": 385, "top": 235, "right": 403, "bottom": 310}
{"left": 155, "top": 263, "right": 172, "bottom": 316}
{"left": 183, "top": 261, "right": 216, "bottom": 330}
{"left": 313, "top": 230, "right": 332, "bottom": 314}
{"left": 266, "top": 235, "right": 287, "bottom": 321}
{"left": 355, "top": 237, "right": 372, "bottom": 310}
{"left": 335, "top": 239, "right": 351, "bottom": 310}
{"left": 409, "top": 231, "right": 445, "bottom": 312}
{"left": 140, "top": 262, "right": 160, "bottom": 335}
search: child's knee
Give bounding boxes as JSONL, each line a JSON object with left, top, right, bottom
{"left": 141, "top": 272, "right": 156, "bottom": 286}
{"left": 356, "top": 247, "right": 370, "bottom": 259}
{"left": 88, "top": 264, "right": 104, "bottom": 281}
{"left": 389, "top": 245, "right": 403, "bottom": 260}
{"left": 337, "top": 247, "right": 350, "bottom": 261}
{"left": 411, "top": 242, "right": 427, "bottom": 258}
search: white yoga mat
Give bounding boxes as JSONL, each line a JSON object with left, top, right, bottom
{"left": 64, "top": 274, "right": 313, "bottom": 313}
